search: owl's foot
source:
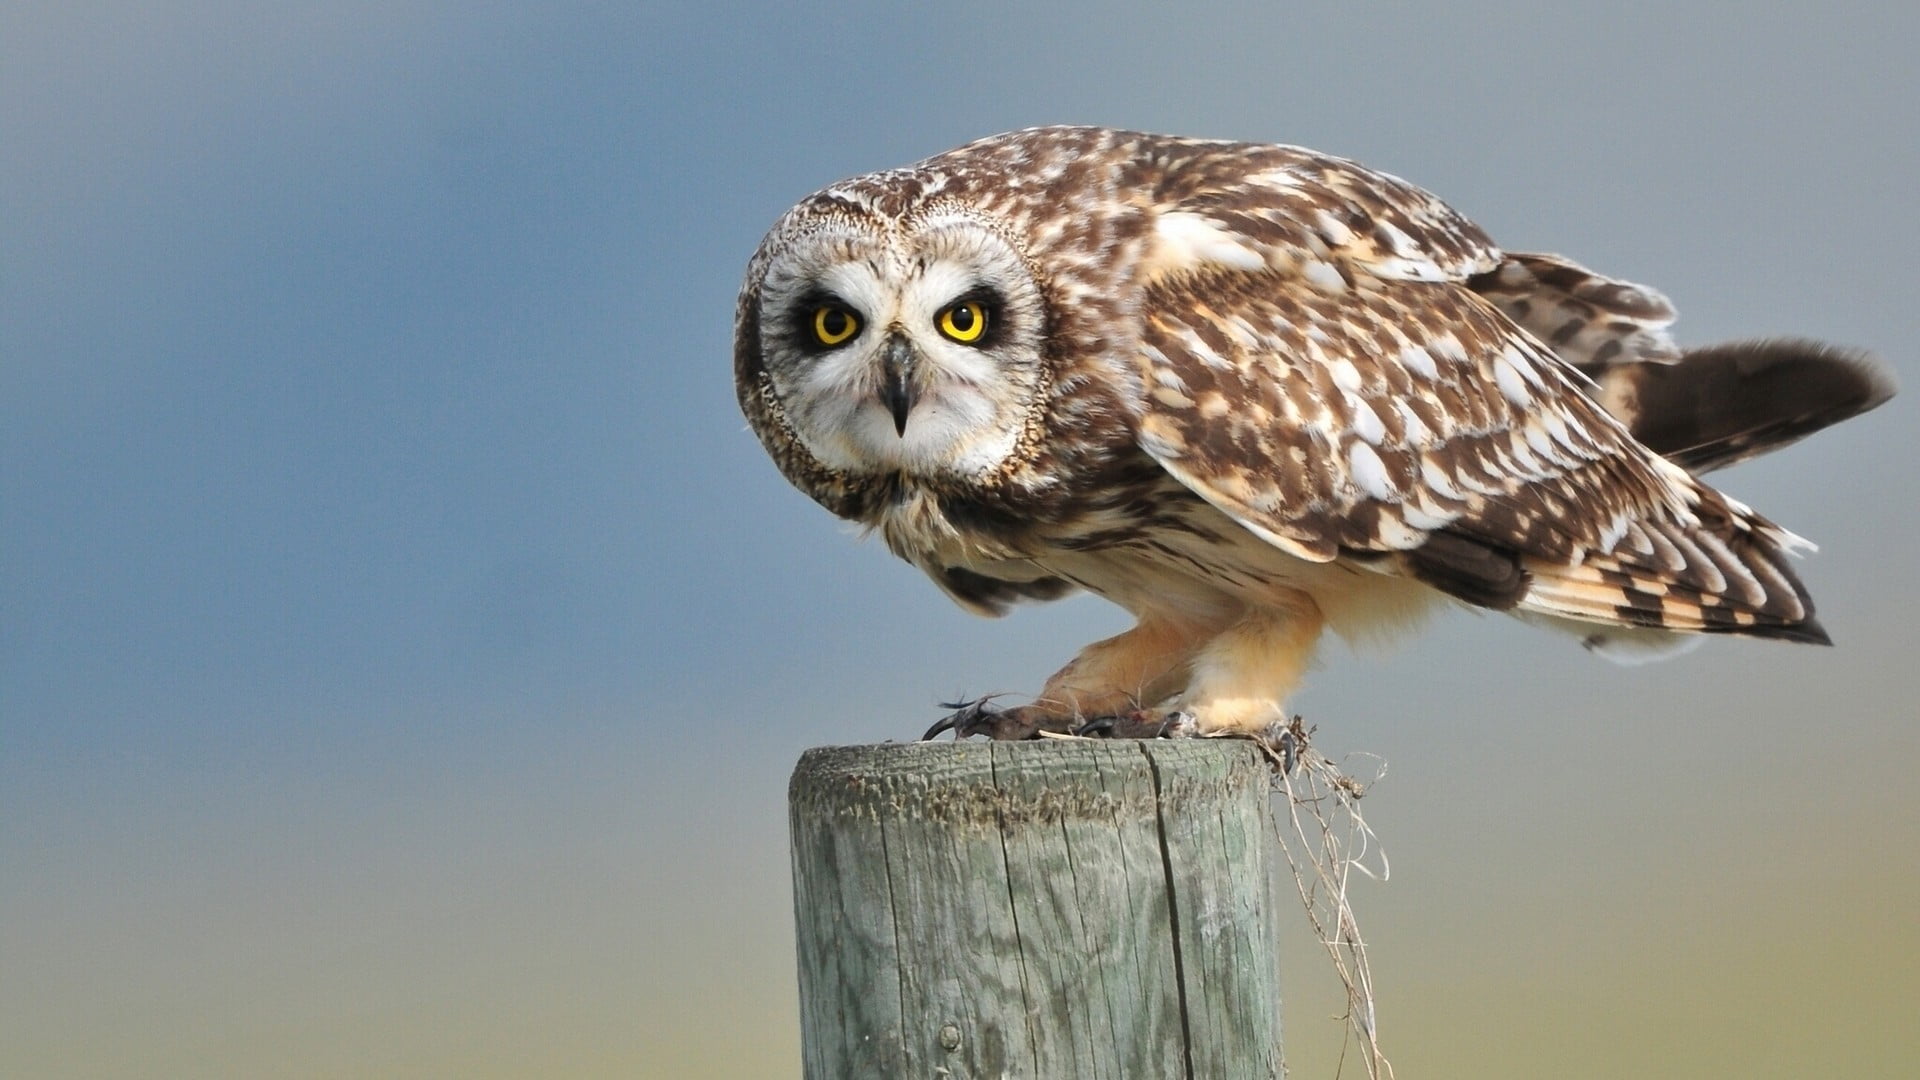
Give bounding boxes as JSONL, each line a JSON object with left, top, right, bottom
{"left": 922, "top": 701, "right": 1203, "bottom": 742}
{"left": 1071, "top": 709, "right": 1199, "bottom": 739}
{"left": 1081, "top": 709, "right": 1311, "bottom": 774}
{"left": 922, "top": 699, "right": 1077, "bottom": 741}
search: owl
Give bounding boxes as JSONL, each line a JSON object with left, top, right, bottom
{"left": 735, "top": 127, "right": 1894, "bottom": 740}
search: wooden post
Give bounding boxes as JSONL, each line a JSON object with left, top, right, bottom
{"left": 788, "top": 739, "right": 1282, "bottom": 1079}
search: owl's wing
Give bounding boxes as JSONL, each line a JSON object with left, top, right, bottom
{"left": 1467, "top": 251, "right": 1681, "bottom": 373}
{"left": 1464, "top": 252, "right": 1896, "bottom": 474}
{"left": 1128, "top": 161, "right": 1823, "bottom": 639}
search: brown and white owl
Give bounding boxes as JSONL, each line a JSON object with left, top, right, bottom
{"left": 734, "top": 127, "right": 1894, "bottom": 740}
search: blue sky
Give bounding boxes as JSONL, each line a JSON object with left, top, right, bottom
{"left": 5, "top": 3, "right": 1916, "bottom": 1076}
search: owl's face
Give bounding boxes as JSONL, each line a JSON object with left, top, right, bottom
{"left": 750, "top": 205, "right": 1049, "bottom": 481}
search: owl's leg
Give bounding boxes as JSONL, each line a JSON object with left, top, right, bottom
{"left": 1173, "top": 593, "right": 1324, "bottom": 737}
{"left": 923, "top": 616, "right": 1209, "bottom": 741}
{"left": 1033, "top": 615, "right": 1208, "bottom": 718}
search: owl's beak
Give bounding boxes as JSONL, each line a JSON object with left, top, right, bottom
{"left": 880, "top": 333, "right": 919, "bottom": 436}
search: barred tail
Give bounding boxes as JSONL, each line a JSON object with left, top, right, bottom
{"left": 1516, "top": 511, "right": 1828, "bottom": 646}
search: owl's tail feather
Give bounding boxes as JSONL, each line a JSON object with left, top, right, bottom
{"left": 1594, "top": 339, "right": 1896, "bottom": 474}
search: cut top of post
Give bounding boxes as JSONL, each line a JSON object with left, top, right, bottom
{"left": 788, "top": 739, "right": 1283, "bottom": 1079}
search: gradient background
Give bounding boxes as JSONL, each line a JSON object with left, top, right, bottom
{"left": 5, "top": 3, "right": 1916, "bottom": 1077}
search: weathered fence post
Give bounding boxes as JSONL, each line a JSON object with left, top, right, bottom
{"left": 788, "top": 739, "right": 1282, "bottom": 1078}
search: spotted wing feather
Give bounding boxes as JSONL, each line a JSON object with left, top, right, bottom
{"left": 1469, "top": 254, "right": 1895, "bottom": 474}
{"left": 1469, "top": 252, "right": 1680, "bottom": 370}
{"left": 1130, "top": 158, "right": 1823, "bottom": 642}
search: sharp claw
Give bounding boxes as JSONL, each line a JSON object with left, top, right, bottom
{"left": 1275, "top": 727, "right": 1298, "bottom": 772}
{"left": 1271, "top": 714, "right": 1310, "bottom": 773}
{"left": 1157, "top": 710, "right": 1198, "bottom": 739}
{"left": 926, "top": 697, "right": 1038, "bottom": 741}
{"left": 924, "top": 698, "right": 991, "bottom": 741}
{"left": 1237, "top": 715, "right": 1311, "bottom": 773}
{"left": 924, "top": 698, "right": 1086, "bottom": 741}
{"left": 1066, "top": 709, "right": 1190, "bottom": 739}
{"left": 1072, "top": 715, "right": 1117, "bottom": 737}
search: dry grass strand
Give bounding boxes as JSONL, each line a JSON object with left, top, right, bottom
{"left": 1257, "top": 717, "right": 1393, "bottom": 1080}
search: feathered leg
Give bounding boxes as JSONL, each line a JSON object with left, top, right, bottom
{"left": 923, "top": 615, "right": 1210, "bottom": 740}
{"left": 1176, "top": 593, "right": 1324, "bottom": 736}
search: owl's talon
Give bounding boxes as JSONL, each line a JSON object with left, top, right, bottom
{"left": 1069, "top": 709, "right": 1195, "bottom": 739}
{"left": 1069, "top": 715, "right": 1117, "bottom": 737}
{"left": 1159, "top": 710, "right": 1199, "bottom": 738}
{"left": 924, "top": 699, "right": 1072, "bottom": 741}
{"left": 922, "top": 699, "right": 988, "bottom": 741}
{"left": 1242, "top": 714, "right": 1312, "bottom": 774}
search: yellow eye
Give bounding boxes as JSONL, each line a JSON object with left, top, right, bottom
{"left": 812, "top": 305, "right": 860, "bottom": 347}
{"left": 937, "top": 300, "right": 988, "bottom": 343}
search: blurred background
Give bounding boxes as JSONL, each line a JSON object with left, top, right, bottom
{"left": 5, "top": 3, "right": 1915, "bottom": 1076}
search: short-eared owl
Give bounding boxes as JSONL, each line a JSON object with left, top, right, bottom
{"left": 735, "top": 127, "right": 1893, "bottom": 739}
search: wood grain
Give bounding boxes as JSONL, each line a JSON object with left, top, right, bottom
{"left": 789, "top": 739, "right": 1282, "bottom": 1078}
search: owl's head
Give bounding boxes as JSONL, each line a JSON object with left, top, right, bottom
{"left": 739, "top": 198, "right": 1051, "bottom": 484}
